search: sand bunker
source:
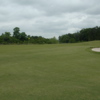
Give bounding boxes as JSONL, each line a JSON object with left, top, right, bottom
{"left": 92, "top": 48, "right": 100, "bottom": 52}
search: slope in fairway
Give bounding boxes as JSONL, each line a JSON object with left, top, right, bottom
{"left": 0, "top": 41, "right": 100, "bottom": 100}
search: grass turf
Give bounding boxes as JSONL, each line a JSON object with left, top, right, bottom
{"left": 0, "top": 41, "right": 100, "bottom": 100}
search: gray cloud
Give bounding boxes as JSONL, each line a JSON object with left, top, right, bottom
{"left": 0, "top": 0, "right": 100, "bottom": 38}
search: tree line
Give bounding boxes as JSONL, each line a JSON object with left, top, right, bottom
{"left": 0, "top": 26, "right": 100, "bottom": 44}
{"left": 59, "top": 26, "right": 100, "bottom": 43}
{"left": 0, "top": 27, "right": 58, "bottom": 44}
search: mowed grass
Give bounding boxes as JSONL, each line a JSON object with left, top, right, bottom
{"left": 0, "top": 41, "right": 100, "bottom": 100}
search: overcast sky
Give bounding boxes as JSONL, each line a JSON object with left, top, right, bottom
{"left": 0, "top": 0, "right": 100, "bottom": 38}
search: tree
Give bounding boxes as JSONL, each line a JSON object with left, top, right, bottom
{"left": 59, "top": 34, "right": 69, "bottom": 43}
{"left": 19, "top": 32, "right": 27, "bottom": 41}
{"left": 59, "top": 26, "right": 100, "bottom": 43}
{"left": 0, "top": 32, "right": 11, "bottom": 44}
{"left": 13, "top": 27, "right": 20, "bottom": 39}
{"left": 49, "top": 37, "right": 58, "bottom": 44}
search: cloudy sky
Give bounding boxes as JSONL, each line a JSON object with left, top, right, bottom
{"left": 0, "top": 0, "right": 100, "bottom": 38}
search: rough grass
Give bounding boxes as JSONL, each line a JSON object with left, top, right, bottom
{"left": 0, "top": 41, "right": 100, "bottom": 100}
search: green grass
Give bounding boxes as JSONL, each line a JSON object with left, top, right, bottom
{"left": 0, "top": 41, "right": 100, "bottom": 100}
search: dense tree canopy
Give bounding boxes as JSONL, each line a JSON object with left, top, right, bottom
{"left": 13, "top": 27, "right": 20, "bottom": 38}
{"left": 0, "top": 27, "right": 58, "bottom": 44}
{"left": 0, "top": 26, "right": 100, "bottom": 44}
{"left": 59, "top": 26, "right": 100, "bottom": 43}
